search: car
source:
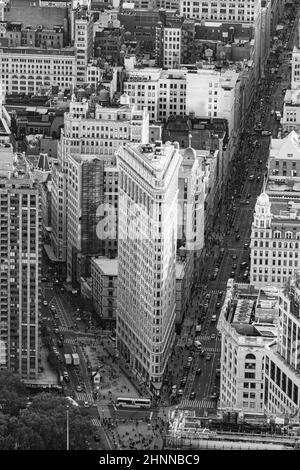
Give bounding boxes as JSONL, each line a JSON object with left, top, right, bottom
{"left": 206, "top": 354, "right": 212, "bottom": 361}
{"left": 232, "top": 264, "right": 237, "bottom": 270}
{"left": 187, "top": 356, "right": 193, "bottom": 363}
{"left": 235, "top": 227, "right": 239, "bottom": 233}
{"left": 163, "top": 377, "right": 169, "bottom": 385}
{"left": 230, "top": 271, "right": 235, "bottom": 278}
{"left": 241, "top": 262, "right": 248, "bottom": 268}
{"left": 211, "top": 333, "right": 216, "bottom": 340}
{"left": 84, "top": 401, "right": 90, "bottom": 408}
{"left": 248, "top": 175, "right": 254, "bottom": 180}
{"left": 246, "top": 193, "right": 251, "bottom": 199}
{"left": 41, "top": 277, "right": 47, "bottom": 282}
{"left": 244, "top": 243, "right": 249, "bottom": 249}
{"left": 216, "top": 302, "right": 221, "bottom": 309}
{"left": 54, "top": 313, "right": 59, "bottom": 319}
{"left": 43, "top": 300, "right": 48, "bottom": 306}
{"left": 54, "top": 328, "right": 59, "bottom": 334}
{"left": 189, "top": 392, "right": 196, "bottom": 400}
{"left": 210, "top": 393, "right": 219, "bottom": 400}
{"left": 232, "top": 254, "right": 237, "bottom": 260}
{"left": 205, "top": 293, "right": 211, "bottom": 300}
{"left": 204, "top": 303, "right": 209, "bottom": 309}
{"left": 199, "top": 350, "right": 205, "bottom": 357}
{"left": 177, "top": 389, "right": 183, "bottom": 396}
{"left": 94, "top": 434, "right": 101, "bottom": 442}
{"left": 76, "top": 385, "right": 83, "bottom": 392}
{"left": 261, "top": 130, "right": 272, "bottom": 136}
{"left": 196, "top": 368, "right": 202, "bottom": 375}
{"left": 235, "top": 234, "right": 240, "bottom": 241}
{"left": 63, "top": 375, "right": 70, "bottom": 383}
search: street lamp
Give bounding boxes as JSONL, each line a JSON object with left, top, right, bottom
{"left": 66, "top": 405, "right": 70, "bottom": 450}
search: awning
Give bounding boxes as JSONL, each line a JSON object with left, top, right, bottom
{"left": 43, "top": 244, "right": 61, "bottom": 262}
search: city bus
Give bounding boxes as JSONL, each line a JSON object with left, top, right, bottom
{"left": 116, "top": 397, "right": 151, "bottom": 408}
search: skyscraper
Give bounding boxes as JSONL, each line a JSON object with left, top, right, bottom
{"left": 0, "top": 147, "right": 41, "bottom": 379}
{"left": 116, "top": 141, "right": 182, "bottom": 393}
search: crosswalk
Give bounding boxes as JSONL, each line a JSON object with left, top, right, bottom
{"left": 91, "top": 418, "right": 101, "bottom": 427}
{"left": 58, "top": 326, "right": 71, "bottom": 333}
{"left": 197, "top": 335, "right": 214, "bottom": 341}
{"left": 64, "top": 337, "right": 77, "bottom": 345}
{"left": 203, "top": 346, "right": 221, "bottom": 353}
{"left": 180, "top": 399, "right": 217, "bottom": 409}
{"left": 76, "top": 391, "right": 94, "bottom": 402}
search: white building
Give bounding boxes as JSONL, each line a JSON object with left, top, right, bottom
{"left": 0, "top": 47, "right": 76, "bottom": 94}
{"left": 185, "top": 68, "right": 239, "bottom": 138}
{"left": 116, "top": 141, "right": 182, "bottom": 392}
{"left": 179, "top": 0, "right": 260, "bottom": 23}
{"left": 74, "top": 9, "right": 94, "bottom": 85}
{"left": 250, "top": 132, "right": 300, "bottom": 288}
{"left": 0, "top": 148, "right": 41, "bottom": 379}
{"left": 91, "top": 256, "right": 118, "bottom": 329}
{"left": 291, "top": 45, "right": 300, "bottom": 90}
{"left": 123, "top": 68, "right": 186, "bottom": 122}
{"left": 217, "top": 279, "right": 279, "bottom": 415}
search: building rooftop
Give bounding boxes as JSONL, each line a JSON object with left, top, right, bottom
{"left": 269, "top": 197, "right": 300, "bottom": 220}
{"left": 124, "top": 141, "right": 180, "bottom": 176}
{"left": 92, "top": 257, "right": 118, "bottom": 276}
{"left": 223, "top": 280, "right": 279, "bottom": 337}
{"left": 267, "top": 178, "right": 300, "bottom": 196}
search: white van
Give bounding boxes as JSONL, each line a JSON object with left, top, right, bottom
{"left": 194, "top": 340, "right": 202, "bottom": 350}
{"left": 211, "top": 314, "right": 217, "bottom": 322}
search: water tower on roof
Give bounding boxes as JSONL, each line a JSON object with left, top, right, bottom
{"left": 120, "top": 93, "right": 130, "bottom": 106}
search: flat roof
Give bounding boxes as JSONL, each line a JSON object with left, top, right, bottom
{"left": 92, "top": 257, "right": 118, "bottom": 276}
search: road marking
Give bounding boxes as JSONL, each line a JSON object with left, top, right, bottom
{"left": 179, "top": 399, "right": 216, "bottom": 409}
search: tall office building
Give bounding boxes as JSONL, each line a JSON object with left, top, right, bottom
{"left": 0, "top": 146, "right": 41, "bottom": 379}
{"left": 116, "top": 141, "right": 182, "bottom": 393}
{"left": 74, "top": 7, "right": 94, "bottom": 85}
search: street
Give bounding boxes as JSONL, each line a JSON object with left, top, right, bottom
{"left": 160, "top": 16, "right": 297, "bottom": 413}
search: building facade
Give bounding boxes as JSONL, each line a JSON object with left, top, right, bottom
{"left": 264, "top": 274, "right": 300, "bottom": 418}
{"left": 116, "top": 141, "right": 181, "bottom": 393}
{"left": 0, "top": 46, "right": 76, "bottom": 94}
{"left": 0, "top": 146, "right": 41, "bottom": 379}
{"left": 91, "top": 256, "right": 118, "bottom": 329}
{"left": 217, "top": 279, "right": 279, "bottom": 415}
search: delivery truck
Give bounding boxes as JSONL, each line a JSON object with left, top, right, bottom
{"left": 72, "top": 353, "right": 80, "bottom": 366}
{"left": 64, "top": 353, "right": 72, "bottom": 365}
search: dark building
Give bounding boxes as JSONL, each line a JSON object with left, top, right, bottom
{"left": 94, "top": 27, "right": 125, "bottom": 64}
{"left": 163, "top": 115, "right": 228, "bottom": 151}
{"left": 118, "top": 8, "right": 167, "bottom": 58}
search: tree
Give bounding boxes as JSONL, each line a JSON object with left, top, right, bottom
{"left": 0, "top": 372, "right": 95, "bottom": 449}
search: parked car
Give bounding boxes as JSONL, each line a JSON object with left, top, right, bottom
{"left": 196, "top": 368, "right": 202, "bottom": 375}
{"left": 189, "top": 392, "right": 196, "bottom": 400}
{"left": 206, "top": 354, "right": 212, "bottom": 361}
